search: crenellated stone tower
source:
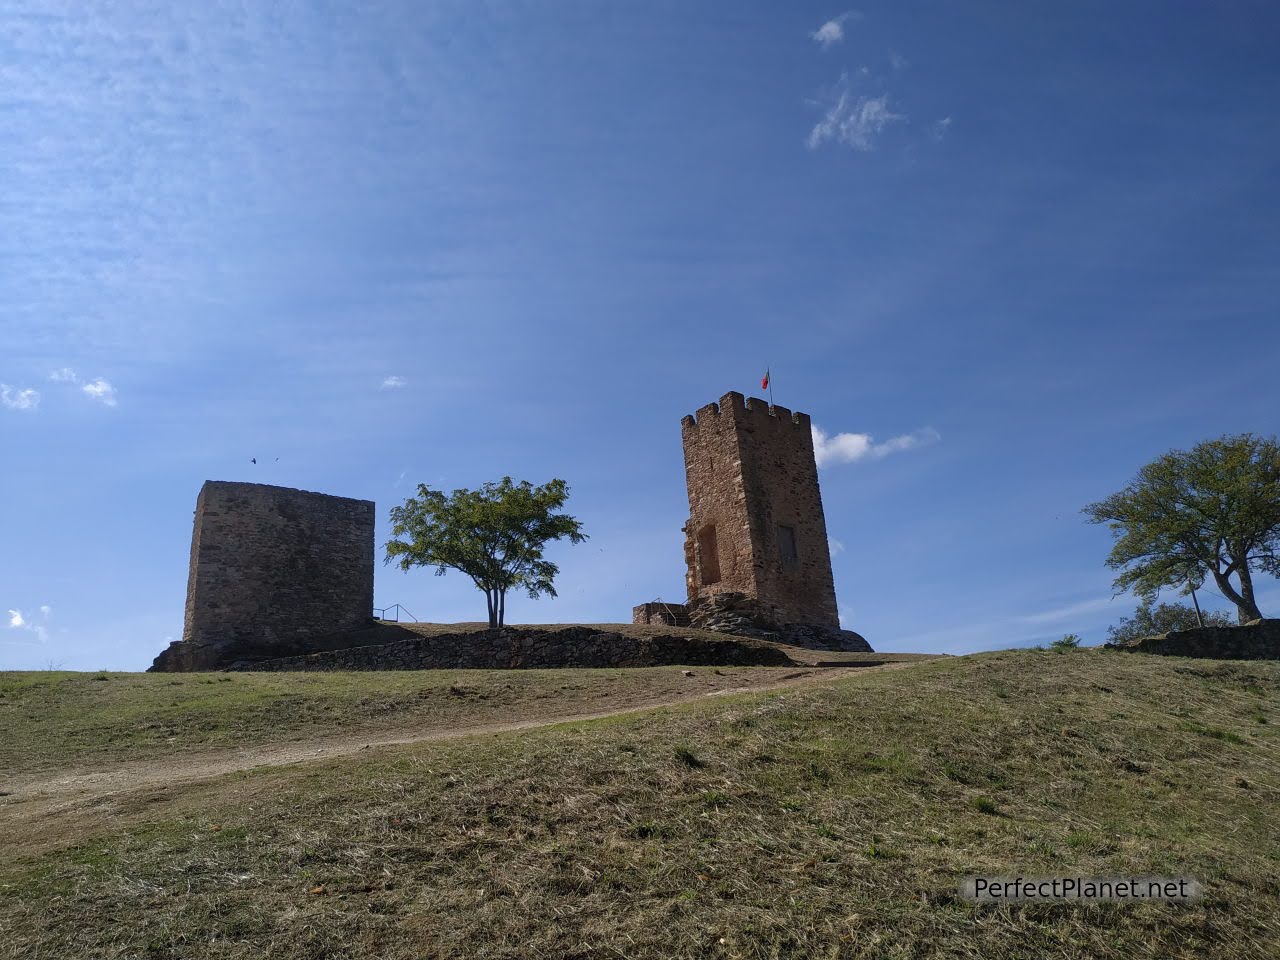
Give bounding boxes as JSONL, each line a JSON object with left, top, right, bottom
{"left": 680, "top": 391, "right": 840, "bottom": 628}
{"left": 634, "top": 390, "right": 869, "bottom": 650}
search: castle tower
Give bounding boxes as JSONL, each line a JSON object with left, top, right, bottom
{"left": 680, "top": 391, "right": 839, "bottom": 628}
{"left": 151, "top": 481, "right": 375, "bottom": 671}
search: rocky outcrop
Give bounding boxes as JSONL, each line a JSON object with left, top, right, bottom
{"left": 1107, "top": 618, "right": 1280, "bottom": 660}
{"left": 239, "top": 624, "right": 796, "bottom": 672}
{"left": 688, "top": 592, "right": 873, "bottom": 652}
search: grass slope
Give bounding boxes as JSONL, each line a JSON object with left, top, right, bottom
{"left": 2, "top": 649, "right": 1279, "bottom": 959}
{"left": 0, "top": 664, "right": 867, "bottom": 776}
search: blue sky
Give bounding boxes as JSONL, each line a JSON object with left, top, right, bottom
{"left": 3, "top": 2, "right": 1278, "bottom": 669}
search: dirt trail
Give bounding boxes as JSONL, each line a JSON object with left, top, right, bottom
{"left": 3, "top": 665, "right": 914, "bottom": 818}
{"left": 0, "top": 662, "right": 920, "bottom": 856}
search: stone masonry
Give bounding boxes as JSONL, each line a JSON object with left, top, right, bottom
{"left": 682, "top": 391, "right": 840, "bottom": 629}
{"left": 1106, "top": 618, "right": 1280, "bottom": 660}
{"left": 150, "top": 481, "right": 375, "bottom": 671}
{"left": 635, "top": 391, "right": 869, "bottom": 652}
{"left": 242, "top": 624, "right": 795, "bottom": 672}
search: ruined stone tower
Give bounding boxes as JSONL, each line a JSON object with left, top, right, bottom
{"left": 150, "top": 481, "right": 375, "bottom": 671}
{"left": 681, "top": 391, "right": 840, "bottom": 629}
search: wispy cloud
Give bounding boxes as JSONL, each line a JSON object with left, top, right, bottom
{"left": 5, "top": 605, "right": 50, "bottom": 644}
{"left": 81, "top": 378, "right": 118, "bottom": 406}
{"left": 829, "top": 537, "right": 846, "bottom": 556}
{"left": 811, "top": 12, "right": 860, "bottom": 50}
{"left": 1, "top": 385, "right": 40, "bottom": 411}
{"left": 43, "top": 368, "right": 120, "bottom": 407}
{"left": 931, "top": 116, "right": 953, "bottom": 142}
{"left": 1016, "top": 596, "right": 1116, "bottom": 625}
{"left": 889, "top": 50, "right": 909, "bottom": 71}
{"left": 381, "top": 375, "right": 407, "bottom": 389}
{"left": 893, "top": 595, "right": 1120, "bottom": 653}
{"left": 807, "top": 83, "right": 905, "bottom": 152}
{"left": 812, "top": 424, "right": 940, "bottom": 467}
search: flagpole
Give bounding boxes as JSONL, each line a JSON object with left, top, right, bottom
{"left": 768, "top": 367, "right": 773, "bottom": 407}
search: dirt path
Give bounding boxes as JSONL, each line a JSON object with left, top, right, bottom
{"left": 0, "top": 662, "right": 921, "bottom": 857}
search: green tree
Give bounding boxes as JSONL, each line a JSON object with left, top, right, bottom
{"left": 1083, "top": 434, "right": 1280, "bottom": 624}
{"left": 385, "top": 477, "right": 587, "bottom": 628}
{"left": 1106, "top": 600, "right": 1234, "bottom": 645}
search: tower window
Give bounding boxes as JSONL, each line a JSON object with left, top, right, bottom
{"left": 778, "top": 524, "right": 798, "bottom": 567}
{"left": 698, "top": 524, "right": 721, "bottom": 585}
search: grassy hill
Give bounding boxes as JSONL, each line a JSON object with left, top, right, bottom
{"left": 2, "top": 649, "right": 1278, "bottom": 958}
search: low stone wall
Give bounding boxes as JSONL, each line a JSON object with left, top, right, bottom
{"left": 243, "top": 625, "right": 796, "bottom": 672}
{"left": 152, "top": 619, "right": 395, "bottom": 672}
{"left": 632, "top": 602, "right": 690, "bottom": 627}
{"left": 1108, "top": 619, "right": 1280, "bottom": 660}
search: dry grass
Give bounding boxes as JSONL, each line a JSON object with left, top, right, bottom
{"left": 0, "top": 663, "right": 866, "bottom": 777}
{"left": 2, "top": 648, "right": 1278, "bottom": 958}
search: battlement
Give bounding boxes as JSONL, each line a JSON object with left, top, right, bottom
{"left": 681, "top": 391, "right": 811, "bottom": 432}
{"left": 679, "top": 389, "right": 838, "bottom": 631}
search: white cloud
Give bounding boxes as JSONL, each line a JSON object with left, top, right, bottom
{"left": 812, "top": 424, "right": 940, "bottom": 467}
{"left": 5, "top": 605, "right": 51, "bottom": 645}
{"left": 829, "top": 538, "right": 846, "bottom": 556}
{"left": 81, "top": 378, "right": 118, "bottom": 406}
{"left": 1, "top": 385, "right": 40, "bottom": 411}
{"left": 43, "top": 368, "right": 119, "bottom": 406}
{"left": 381, "top": 375, "right": 407, "bottom": 389}
{"left": 811, "top": 12, "right": 860, "bottom": 50}
{"left": 807, "top": 87, "right": 905, "bottom": 152}
{"left": 931, "top": 116, "right": 953, "bottom": 142}
{"left": 889, "top": 50, "right": 909, "bottom": 71}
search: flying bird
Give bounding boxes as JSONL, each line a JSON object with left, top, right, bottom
{"left": 250, "top": 458, "right": 256, "bottom": 464}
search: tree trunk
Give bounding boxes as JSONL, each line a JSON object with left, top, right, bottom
{"left": 485, "top": 588, "right": 497, "bottom": 629}
{"left": 1213, "top": 563, "right": 1264, "bottom": 624}
{"left": 498, "top": 588, "right": 506, "bottom": 627}
{"left": 1235, "top": 563, "right": 1264, "bottom": 623}
{"left": 1189, "top": 585, "right": 1205, "bottom": 628}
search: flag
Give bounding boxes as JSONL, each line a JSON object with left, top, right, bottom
{"left": 761, "top": 369, "right": 770, "bottom": 390}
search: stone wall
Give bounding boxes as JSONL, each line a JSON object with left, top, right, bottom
{"left": 632, "top": 602, "right": 690, "bottom": 627}
{"left": 151, "top": 481, "right": 375, "bottom": 671}
{"left": 680, "top": 391, "right": 840, "bottom": 630}
{"left": 1107, "top": 619, "right": 1280, "bottom": 660}
{"left": 243, "top": 625, "right": 795, "bottom": 671}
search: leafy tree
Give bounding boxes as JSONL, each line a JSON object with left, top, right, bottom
{"left": 1106, "top": 600, "right": 1234, "bottom": 645}
{"left": 1083, "top": 434, "right": 1280, "bottom": 624}
{"left": 385, "top": 477, "right": 587, "bottom": 628}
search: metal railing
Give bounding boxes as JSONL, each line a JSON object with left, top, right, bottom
{"left": 373, "top": 603, "right": 419, "bottom": 623}
{"left": 649, "top": 597, "right": 690, "bottom": 627}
